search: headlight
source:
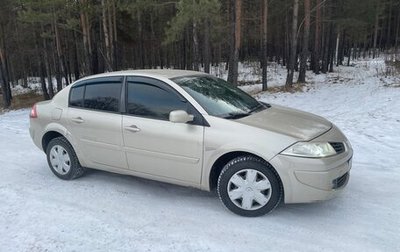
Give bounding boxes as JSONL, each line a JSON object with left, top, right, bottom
{"left": 281, "top": 142, "right": 337, "bottom": 158}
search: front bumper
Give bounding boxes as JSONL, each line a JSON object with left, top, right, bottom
{"left": 269, "top": 126, "right": 353, "bottom": 204}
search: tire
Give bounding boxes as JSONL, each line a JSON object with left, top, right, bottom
{"left": 217, "top": 155, "right": 282, "bottom": 217}
{"left": 46, "top": 137, "right": 85, "bottom": 180}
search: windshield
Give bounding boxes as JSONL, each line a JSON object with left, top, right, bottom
{"left": 172, "top": 75, "right": 265, "bottom": 118}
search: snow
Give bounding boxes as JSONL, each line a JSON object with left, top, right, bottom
{"left": 10, "top": 77, "right": 74, "bottom": 96}
{"left": 1, "top": 59, "right": 400, "bottom": 251}
{"left": 208, "top": 62, "right": 289, "bottom": 94}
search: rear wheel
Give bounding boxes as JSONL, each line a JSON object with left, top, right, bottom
{"left": 217, "top": 156, "right": 282, "bottom": 217}
{"left": 46, "top": 137, "right": 85, "bottom": 180}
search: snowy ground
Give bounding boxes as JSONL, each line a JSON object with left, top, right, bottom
{"left": 1, "top": 59, "right": 400, "bottom": 251}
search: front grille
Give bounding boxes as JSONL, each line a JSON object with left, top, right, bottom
{"left": 330, "top": 142, "right": 345, "bottom": 154}
{"left": 332, "top": 172, "right": 349, "bottom": 189}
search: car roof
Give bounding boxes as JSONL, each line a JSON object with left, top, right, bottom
{"left": 77, "top": 69, "right": 209, "bottom": 82}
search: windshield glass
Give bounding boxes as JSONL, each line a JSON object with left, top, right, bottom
{"left": 172, "top": 75, "right": 264, "bottom": 118}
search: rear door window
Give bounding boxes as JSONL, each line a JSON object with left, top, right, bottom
{"left": 84, "top": 83, "right": 122, "bottom": 112}
{"left": 69, "top": 85, "right": 85, "bottom": 107}
{"left": 69, "top": 77, "right": 123, "bottom": 113}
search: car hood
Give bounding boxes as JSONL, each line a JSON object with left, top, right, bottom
{"left": 236, "top": 104, "right": 332, "bottom": 141}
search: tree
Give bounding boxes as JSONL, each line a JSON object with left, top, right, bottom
{"left": 261, "top": 0, "right": 268, "bottom": 91}
{"left": 395, "top": 7, "right": 400, "bottom": 60}
{"left": 227, "top": 0, "right": 242, "bottom": 86}
{"left": 313, "top": 0, "right": 322, "bottom": 74}
{"left": 372, "top": 1, "right": 381, "bottom": 59}
{"left": 298, "top": 0, "right": 310, "bottom": 83}
{"left": 101, "top": 0, "right": 118, "bottom": 71}
{"left": 164, "top": 0, "right": 221, "bottom": 71}
{"left": 0, "top": 55, "right": 12, "bottom": 108}
{"left": 0, "top": 0, "right": 14, "bottom": 107}
{"left": 285, "top": 0, "right": 299, "bottom": 89}
{"left": 0, "top": 0, "right": 398, "bottom": 109}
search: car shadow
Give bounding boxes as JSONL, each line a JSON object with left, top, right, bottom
{"left": 79, "top": 168, "right": 342, "bottom": 219}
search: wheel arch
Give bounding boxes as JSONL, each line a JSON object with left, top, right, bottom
{"left": 208, "top": 151, "right": 284, "bottom": 195}
{"left": 41, "top": 123, "right": 72, "bottom": 152}
{"left": 42, "top": 130, "right": 64, "bottom": 152}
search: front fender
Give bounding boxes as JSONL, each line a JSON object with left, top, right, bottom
{"left": 200, "top": 141, "right": 281, "bottom": 191}
{"left": 200, "top": 115, "right": 297, "bottom": 191}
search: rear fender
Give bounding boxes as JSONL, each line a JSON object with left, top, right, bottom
{"left": 43, "top": 123, "right": 87, "bottom": 167}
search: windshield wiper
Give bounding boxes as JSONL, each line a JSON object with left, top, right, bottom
{"left": 260, "top": 102, "right": 271, "bottom": 108}
{"left": 249, "top": 103, "right": 263, "bottom": 113}
{"left": 222, "top": 103, "right": 270, "bottom": 119}
{"left": 223, "top": 112, "right": 251, "bottom": 119}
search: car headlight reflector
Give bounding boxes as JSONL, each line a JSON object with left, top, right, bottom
{"left": 281, "top": 142, "right": 337, "bottom": 158}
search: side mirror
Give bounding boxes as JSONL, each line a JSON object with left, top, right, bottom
{"left": 169, "top": 110, "right": 194, "bottom": 123}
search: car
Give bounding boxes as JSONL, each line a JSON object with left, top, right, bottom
{"left": 29, "top": 70, "right": 352, "bottom": 217}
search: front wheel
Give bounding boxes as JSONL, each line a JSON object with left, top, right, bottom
{"left": 217, "top": 156, "right": 282, "bottom": 217}
{"left": 46, "top": 137, "right": 85, "bottom": 180}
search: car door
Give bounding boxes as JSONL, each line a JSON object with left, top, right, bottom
{"left": 122, "top": 76, "right": 205, "bottom": 184}
{"left": 67, "top": 76, "right": 128, "bottom": 170}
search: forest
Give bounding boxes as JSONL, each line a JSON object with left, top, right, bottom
{"left": 0, "top": 0, "right": 399, "bottom": 108}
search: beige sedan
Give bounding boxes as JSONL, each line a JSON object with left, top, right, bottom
{"left": 29, "top": 70, "right": 352, "bottom": 217}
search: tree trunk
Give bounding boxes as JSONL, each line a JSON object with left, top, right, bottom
{"left": 298, "top": 0, "right": 310, "bottom": 83}
{"left": 192, "top": 20, "right": 200, "bottom": 71}
{"left": 328, "top": 26, "right": 335, "bottom": 72}
{"left": 283, "top": 9, "right": 289, "bottom": 67}
{"left": 107, "top": 0, "right": 115, "bottom": 69}
{"left": 338, "top": 30, "right": 345, "bottom": 66}
{"left": 112, "top": 0, "right": 118, "bottom": 70}
{"left": 0, "top": 64, "right": 11, "bottom": 108}
{"left": 321, "top": 4, "right": 330, "bottom": 73}
{"left": 52, "top": 4, "right": 68, "bottom": 89}
{"left": 0, "top": 58, "right": 11, "bottom": 108}
{"left": 53, "top": 49, "right": 62, "bottom": 92}
{"left": 335, "top": 32, "right": 340, "bottom": 66}
{"left": 227, "top": 0, "right": 242, "bottom": 86}
{"left": 34, "top": 30, "right": 50, "bottom": 100}
{"left": 373, "top": 4, "right": 380, "bottom": 59}
{"left": 185, "top": 27, "right": 192, "bottom": 70}
{"left": 395, "top": 9, "right": 400, "bottom": 60}
{"left": 91, "top": 23, "right": 99, "bottom": 74}
{"left": 313, "top": 0, "right": 321, "bottom": 74}
{"left": 353, "top": 42, "right": 358, "bottom": 60}
{"left": 150, "top": 13, "right": 156, "bottom": 68}
{"left": 0, "top": 23, "right": 11, "bottom": 108}
{"left": 386, "top": 0, "right": 392, "bottom": 50}
{"left": 101, "top": 0, "right": 112, "bottom": 71}
{"left": 138, "top": 11, "right": 145, "bottom": 68}
{"left": 14, "top": 17, "right": 28, "bottom": 88}
{"left": 285, "top": 0, "right": 299, "bottom": 89}
{"left": 261, "top": 0, "right": 268, "bottom": 91}
{"left": 72, "top": 30, "right": 80, "bottom": 80}
{"left": 182, "top": 33, "right": 186, "bottom": 69}
{"left": 46, "top": 56, "right": 54, "bottom": 98}
{"left": 80, "top": 0, "right": 92, "bottom": 74}
{"left": 41, "top": 25, "right": 54, "bottom": 98}
{"left": 347, "top": 42, "right": 351, "bottom": 66}
{"left": 203, "top": 18, "right": 211, "bottom": 73}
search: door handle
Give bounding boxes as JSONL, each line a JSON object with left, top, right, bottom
{"left": 124, "top": 125, "right": 141, "bottom": 133}
{"left": 71, "top": 117, "right": 84, "bottom": 123}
